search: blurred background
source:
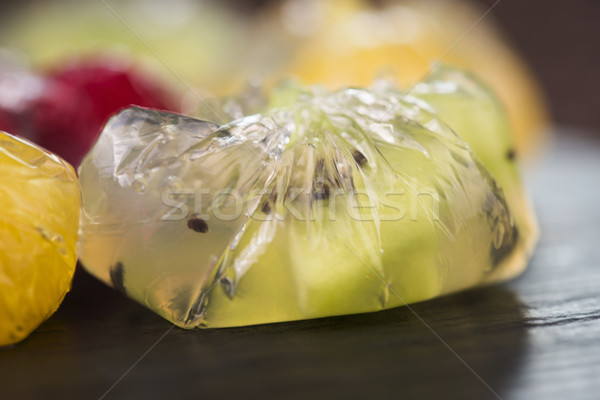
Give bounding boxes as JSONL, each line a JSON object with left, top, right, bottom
{"left": 470, "top": 0, "right": 599, "bottom": 135}
{"left": 2, "top": 2, "right": 599, "bottom": 397}
{"left": 0, "top": 0, "right": 598, "bottom": 166}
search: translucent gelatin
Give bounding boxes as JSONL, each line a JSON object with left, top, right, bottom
{"left": 79, "top": 83, "right": 531, "bottom": 328}
{"left": 0, "top": 132, "right": 80, "bottom": 346}
{"left": 411, "top": 65, "right": 539, "bottom": 280}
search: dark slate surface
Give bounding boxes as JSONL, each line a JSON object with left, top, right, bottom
{"left": 1, "top": 133, "right": 599, "bottom": 400}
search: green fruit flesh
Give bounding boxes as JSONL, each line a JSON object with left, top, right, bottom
{"left": 411, "top": 65, "right": 538, "bottom": 280}
{"left": 79, "top": 72, "right": 531, "bottom": 328}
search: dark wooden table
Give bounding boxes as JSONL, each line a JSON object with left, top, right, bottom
{"left": 1, "top": 132, "right": 599, "bottom": 400}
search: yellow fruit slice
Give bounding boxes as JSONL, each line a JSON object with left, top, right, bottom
{"left": 272, "top": 0, "right": 549, "bottom": 157}
{"left": 0, "top": 132, "right": 80, "bottom": 346}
